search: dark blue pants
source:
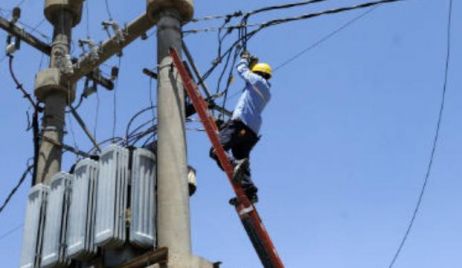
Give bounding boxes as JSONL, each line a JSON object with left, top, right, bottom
{"left": 210, "top": 120, "right": 259, "bottom": 191}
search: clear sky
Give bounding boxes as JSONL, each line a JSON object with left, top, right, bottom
{"left": 0, "top": 0, "right": 461, "bottom": 267}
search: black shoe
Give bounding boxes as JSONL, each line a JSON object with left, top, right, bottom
{"left": 244, "top": 186, "right": 258, "bottom": 204}
{"left": 228, "top": 194, "right": 258, "bottom": 206}
{"left": 229, "top": 197, "right": 238, "bottom": 206}
{"left": 233, "top": 158, "right": 249, "bottom": 182}
{"left": 248, "top": 193, "right": 258, "bottom": 204}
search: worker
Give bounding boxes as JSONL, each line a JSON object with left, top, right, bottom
{"left": 210, "top": 50, "right": 272, "bottom": 203}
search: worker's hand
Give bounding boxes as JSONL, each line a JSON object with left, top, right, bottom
{"left": 240, "top": 50, "right": 251, "bottom": 60}
{"left": 249, "top": 56, "right": 259, "bottom": 69}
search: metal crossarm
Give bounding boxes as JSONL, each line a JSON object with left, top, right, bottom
{"left": 169, "top": 47, "right": 284, "bottom": 268}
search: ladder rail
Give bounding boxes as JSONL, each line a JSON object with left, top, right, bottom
{"left": 169, "top": 48, "right": 284, "bottom": 268}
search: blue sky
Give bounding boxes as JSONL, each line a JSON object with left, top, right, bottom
{"left": 1, "top": 0, "right": 461, "bottom": 267}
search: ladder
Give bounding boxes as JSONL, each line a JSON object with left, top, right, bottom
{"left": 169, "top": 48, "right": 285, "bottom": 268}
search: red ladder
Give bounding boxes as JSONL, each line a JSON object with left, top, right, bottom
{"left": 169, "top": 48, "right": 284, "bottom": 268}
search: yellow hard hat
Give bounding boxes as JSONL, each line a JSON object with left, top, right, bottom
{"left": 251, "top": 63, "right": 272, "bottom": 79}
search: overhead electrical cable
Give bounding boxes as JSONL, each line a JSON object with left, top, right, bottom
{"left": 185, "top": 0, "right": 400, "bottom": 34}
{"left": 184, "top": 0, "right": 404, "bottom": 122}
{"left": 0, "top": 164, "right": 33, "bottom": 215}
{"left": 104, "top": 0, "right": 113, "bottom": 20}
{"left": 191, "top": 0, "right": 329, "bottom": 23}
{"left": 0, "top": 7, "right": 11, "bottom": 16}
{"left": 242, "top": 0, "right": 403, "bottom": 38}
{"left": 15, "top": 0, "right": 28, "bottom": 7}
{"left": 246, "top": 0, "right": 328, "bottom": 16}
{"left": 196, "top": 0, "right": 403, "bottom": 84}
{"left": 85, "top": 0, "right": 91, "bottom": 37}
{"left": 87, "top": 137, "right": 124, "bottom": 154}
{"left": 191, "top": 11, "right": 243, "bottom": 23}
{"left": 8, "top": 55, "right": 39, "bottom": 109}
{"left": 387, "top": 0, "right": 453, "bottom": 267}
{"left": 0, "top": 224, "right": 23, "bottom": 242}
{"left": 125, "top": 105, "right": 156, "bottom": 142}
{"left": 8, "top": 55, "right": 41, "bottom": 183}
{"left": 274, "top": 7, "right": 376, "bottom": 71}
{"left": 69, "top": 106, "right": 101, "bottom": 153}
{"left": 17, "top": 19, "right": 49, "bottom": 41}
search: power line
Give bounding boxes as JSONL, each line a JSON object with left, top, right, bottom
{"left": 191, "top": 11, "right": 243, "bottom": 23}
{"left": 85, "top": 0, "right": 91, "bottom": 37}
{"left": 7, "top": 55, "right": 39, "bottom": 110}
{"left": 197, "top": 0, "right": 403, "bottom": 84}
{"left": 388, "top": 0, "right": 453, "bottom": 267}
{"left": 15, "top": 0, "right": 28, "bottom": 7}
{"left": 274, "top": 7, "right": 376, "bottom": 71}
{"left": 184, "top": 0, "right": 403, "bottom": 124}
{"left": 104, "top": 0, "right": 113, "bottom": 20}
{"left": 245, "top": 0, "right": 403, "bottom": 39}
{"left": 0, "top": 224, "right": 23, "bottom": 242}
{"left": 247, "top": 0, "right": 327, "bottom": 15}
{"left": 125, "top": 105, "right": 156, "bottom": 142}
{"left": 225, "top": 7, "right": 378, "bottom": 102}
{"left": 0, "top": 164, "right": 33, "bottom": 215}
{"left": 185, "top": 0, "right": 401, "bottom": 34}
{"left": 0, "top": 8, "right": 11, "bottom": 18}
{"left": 204, "top": 1, "right": 392, "bottom": 109}
{"left": 17, "top": 19, "right": 49, "bottom": 41}
{"left": 191, "top": 0, "right": 329, "bottom": 23}
{"left": 0, "top": 0, "right": 30, "bottom": 14}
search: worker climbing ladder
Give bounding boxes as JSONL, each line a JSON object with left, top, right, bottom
{"left": 169, "top": 48, "right": 284, "bottom": 268}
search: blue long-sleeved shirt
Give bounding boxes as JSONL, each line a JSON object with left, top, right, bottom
{"left": 231, "top": 58, "right": 271, "bottom": 134}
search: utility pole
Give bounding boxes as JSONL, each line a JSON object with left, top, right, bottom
{"left": 4, "top": 0, "right": 216, "bottom": 266}
{"left": 34, "top": 0, "right": 83, "bottom": 184}
{"left": 147, "top": 0, "right": 197, "bottom": 266}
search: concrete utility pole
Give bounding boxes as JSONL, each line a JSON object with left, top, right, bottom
{"left": 6, "top": 0, "right": 215, "bottom": 266}
{"left": 147, "top": 0, "right": 197, "bottom": 265}
{"left": 34, "top": 0, "right": 83, "bottom": 184}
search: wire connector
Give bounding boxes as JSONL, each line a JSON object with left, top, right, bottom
{"left": 5, "top": 36, "right": 19, "bottom": 55}
{"left": 78, "top": 39, "right": 100, "bottom": 62}
{"left": 102, "top": 20, "right": 127, "bottom": 45}
{"left": 5, "top": 7, "right": 22, "bottom": 56}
